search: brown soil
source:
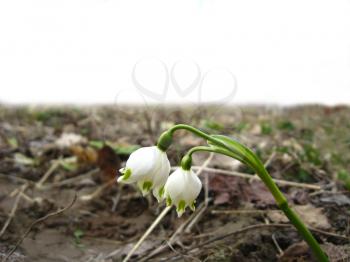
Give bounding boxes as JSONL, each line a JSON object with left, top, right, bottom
{"left": 0, "top": 105, "right": 349, "bottom": 261}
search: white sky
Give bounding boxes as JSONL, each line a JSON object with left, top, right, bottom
{"left": 0, "top": 0, "right": 349, "bottom": 105}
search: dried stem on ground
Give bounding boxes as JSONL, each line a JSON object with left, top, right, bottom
{"left": 3, "top": 194, "right": 77, "bottom": 262}
{"left": 0, "top": 184, "right": 28, "bottom": 238}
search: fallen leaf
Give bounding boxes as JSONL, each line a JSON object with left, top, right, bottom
{"left": 243, "top": 180, "right": 277, "bottom": 207}
{"left": 320, "top": 194, "right": 350, "bottom": 206}
{"left": 14, "top": 153, "right": 36, "bottom": 166}
{"left": 55, "top": 133, "right": 87, "bottom": 148}
{"left": 279, "top": 241, "right": 311, "bottom": 262}
{"left": 268, "top": 204, "right": 330, "bottom": 229}
{"left": 321, "top": 243, "right": 350, "bottom": 261}
{"left": 71, "top": 145, "right": 98, "bottom": 164}
{"left": 97, "top": 145, "right": 121, "bottom": 182}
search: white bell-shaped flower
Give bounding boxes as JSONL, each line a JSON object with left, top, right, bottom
{"left": 117, "top": 146, "right": 170, "bottom": 199}
{"left": 164, "top": 167, "right": 202, "bottom": 217}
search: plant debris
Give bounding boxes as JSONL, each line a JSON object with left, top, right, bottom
{"left": 0, "top": 105, "right": 349, "bottom": 261}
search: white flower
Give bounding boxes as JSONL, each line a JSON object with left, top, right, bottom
{"left": 117, "top": 146, "right": 170, "bottom": 200}
{"left": 164, "top": 167, "right": 202, "bottom": 217}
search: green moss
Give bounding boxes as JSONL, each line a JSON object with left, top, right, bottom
{"left": 277, "top": 120, "right": 295, "bottom": 131}
{"left": 260, "top": 122, "right": 272, "bottom": 135}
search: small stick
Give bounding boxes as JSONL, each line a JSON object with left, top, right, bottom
{"left": 272, "top": 233, "right": 284, "bottom": 255}
{"left": 0, "top": 184, "right": 28, "bottom": 238}
{"left": 111, "top": 184, "right": 124, "bottom": 212}
{"left": 36, "top": 160, "right": 61, "bottom": 188}
{"left": 79, "top": 179, "right": 115, "bottom": 201}
{"left": 0, "top": 173, "right": 32, "bottom": 184}
{"left": 3, "top": 194, "right": 77, "bottom": 261}
{"left": 122, "top": 206, "right": 172, "bottom": 262}
{"left": 139, "top": 202, "right": 206, "bottom": 262}
{"left": 184, "top": 200, "right": 209, "bottom": 233}
{"left": 211, "top": 209, "right": 281, "bottom": 215}
{"left": 190, "top": 166, "right": 322, "bottom": 190}
{"left": 265, "top": 215, "right": 284, "bottom": 256}
{"left": 41, "top": 168, "right": 99, "bottom": 189}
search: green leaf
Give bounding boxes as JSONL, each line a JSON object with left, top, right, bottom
{"left": 114, "top": 145, "right": 140, "bottom": 155}
{"left": 203, "top": 120, "right": 224, "bottom": 131}
{"left": 261, "top": 122, "right": 272, "bottom": 135}
{"left": 14, "top": 153, "right": 37, "bottom": 166}
{"left": 74, "top": 229, "right": 84, "bottom": 244}
{"left": 89, "top": 140, "right": 105, "bottom": 149}
{"left": 60, "top": 161, "right": 78, "bottom": 171}
{"left": 208, "top": 135, "right": 262, "bottom": 171}
{"left": 7, "top": 137, "right": 18, "bottom": 148}
{"left": 89, "top": 140, "right": 140, "bottom": 156}
{"left": 277, "top": 121, "right": 295, "bottom": 131}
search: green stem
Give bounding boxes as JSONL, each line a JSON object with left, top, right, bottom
{"left": 168, "top": 124, "right": 230, "bottom": 150}
{"left": 169, "top": 124, "right": 328, "bottom": 262}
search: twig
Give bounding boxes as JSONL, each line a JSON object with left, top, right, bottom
{"left": 165, "top": 241, "right": 201, "bottom": 262}
{"left": 41, "top": 168, "right": 99, "bottom": 189}
{"left": 265, "top": 217, "right": 284, "bottom": 256}
{"left": 272, "top": 233, "right": 284, "bottom": 255}
{"left": 0, "top": 173, "right": 32, "bottom": 184}
{"left": 79, "top": 179, "right": 115, "bottom": 201}
{"left": 184, "top": 200, "right": 209, "bottom": 234}
{"left": 3, "top": 194, "right": 77, "bottom": 261}
{"left": 138, "top": 202, "right": 206, "bottom": 262}
{"left": 211, "top": 209, "right": 281, "bottom": 215}
{"left": 36, "top": 160, "right": 61, "bottom": 188}
{"left": 122, "top": 206, "right": 172, "bottom": 262}
{"left": 190, "top": 166, "right": 322, "bottom": 190}
{"left": 111, "top": 184, "right": 124, "bottom": 212}
{"left": 0, "top": 184, "right": 28, "bottom": 238}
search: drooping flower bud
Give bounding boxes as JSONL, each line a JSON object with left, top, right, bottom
{"left": 117, "top": 146, "right": 170, "bottom": 199}
{"left": 164, "top": 167, "right": 202, "bottom": 217}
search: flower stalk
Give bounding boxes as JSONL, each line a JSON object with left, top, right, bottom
{"left": 157, "top": 124, "right": 328, "bottom": 262}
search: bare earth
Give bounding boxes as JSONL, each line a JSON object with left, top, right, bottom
{"left": 0, "top": 105, "right": 349, "bottom": 261}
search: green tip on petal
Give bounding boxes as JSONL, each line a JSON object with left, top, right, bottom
{"left": 158, "top": 187, "right": 165, "bottom": 199}
{"left": 139, "top": 181, "right": 153, "bottom": 196}
{"left": 121, "top": 168, "right": 132, "bottom": 181}
{"left": 153, "top": 187, "right": 165, "bottom": 202}
{"left": 166, "top": 196, "right": 172, "bottom": 206}
{"left": 190, "top": 201, "right": 196, "bottom": 211}
{"left": 176, "top": 200, "right": 186, "bottom": 217}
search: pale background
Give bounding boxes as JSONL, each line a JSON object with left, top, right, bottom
{"left": 0, "top": 0, "right": 349, "bottom": 105}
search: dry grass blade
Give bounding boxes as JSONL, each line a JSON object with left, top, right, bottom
{"left": 36, "top": 160, "right": 61, "bottom": 188}
{"left": 0, "top": 184, "right": 28, "bottom": 238}
{"left": 191, "top": 166, "right": 322, "bottom": 190}
{"left": 3, "top": 194, "right": 77, "bottom": 262}
{"left": 121, "top": 206, "right": 172, "bottom": 262}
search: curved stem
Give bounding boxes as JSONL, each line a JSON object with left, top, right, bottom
{"left": 169, "top": 124, "right": 232, "bottom": 151}
{"left": 170, "top": 124, "right": 328, "bottom": 262}
{"left": 181, "top": 146, "right": 233, "bottom": 170}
